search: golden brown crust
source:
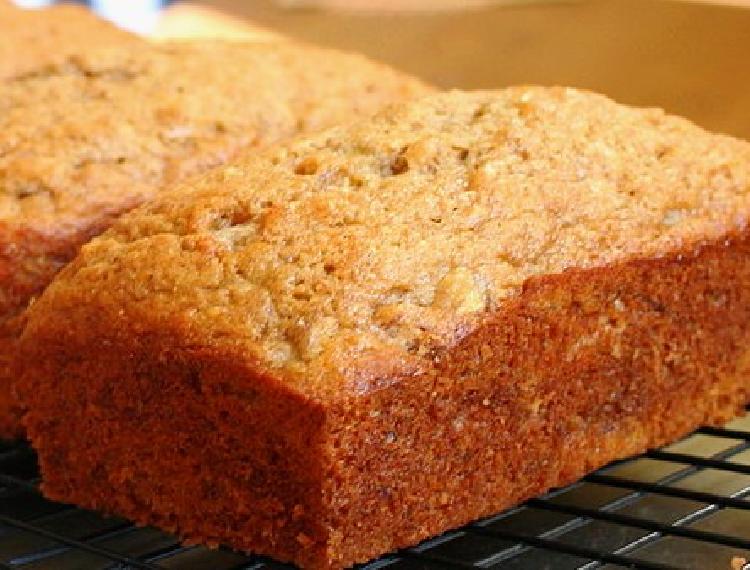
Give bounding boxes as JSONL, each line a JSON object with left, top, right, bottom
{"left": 0, "top": 3, "right": 141, "bottom": 79}
{"left": 17, "top": 88, "right": 750, "bottom": 566}
{"left": 0, "top": 40, "right": 431, "bottom": 436}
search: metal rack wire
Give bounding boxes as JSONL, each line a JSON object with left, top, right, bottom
{"left": 0, "top": 407, "right": 748, "bottom": 570}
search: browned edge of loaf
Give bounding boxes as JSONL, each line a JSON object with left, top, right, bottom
{"left": 0, "top": 209, "right": 135, "bottom": 438}
{"left": 18, "top": 228, "right": 750, "bottom": 568}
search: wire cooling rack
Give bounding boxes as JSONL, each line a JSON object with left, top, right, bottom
{"left": 0, "top": 407, "right": 747, "bottom": 570}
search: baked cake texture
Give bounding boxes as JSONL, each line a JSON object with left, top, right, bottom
{"left": 18, "top": 88, "right": 750, "bottom": 568}
{"left": 0, "top": 40, "right": 431, "bottom": 438}
{"left": 0, "top": 2, "right": 141, "bottom": 79}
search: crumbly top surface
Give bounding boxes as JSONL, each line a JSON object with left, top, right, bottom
{"left": 0, "top": 40, "right": 430, "bottom": 234}
{"left": 0, "top": 3, "right": 141, "bottom": 80}
{"left": 37, "top": 87, "right": 750, "bottom": 398}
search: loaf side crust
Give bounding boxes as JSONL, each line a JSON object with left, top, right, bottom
{"left": 19, "top": 229, "right": 750, "bottom": 568}
{"left": 0, "top": 211, "right": 131, "bottom": 436}
{"left": 321, "top": 230, "right": 750, "bottom": 566}
{"left": 21, "top": 311, "right": 332, "bottom": 567}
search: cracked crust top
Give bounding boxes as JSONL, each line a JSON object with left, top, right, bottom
{"left": 26, "top": 87, "right": 750, "bottom": 398}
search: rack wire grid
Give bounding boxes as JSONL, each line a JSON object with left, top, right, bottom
{"left": 0, "top": 406, "right": 747, "bottom": 570}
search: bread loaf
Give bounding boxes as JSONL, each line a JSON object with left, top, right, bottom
{"left": 18, "top": 87, "right": 750, "bottom": 568}
{"left": 0, "top": 40, "right": 431, "bottom": 437}
{"left": 0, "top": 3, "right": 141, "bottom": 79}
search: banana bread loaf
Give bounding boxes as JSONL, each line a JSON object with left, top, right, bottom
{"left": 0, "top": 2, "right": 141, "bottom": 79}
{"left": 0, "top": 40, "right": 431, "bottom": 438}
{"left": 18, "top": 88, "right": 750, "bottom": 568}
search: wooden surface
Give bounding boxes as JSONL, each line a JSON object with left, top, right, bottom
{"left": 156, "top": 0, "right": 750, "bottom": 139}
